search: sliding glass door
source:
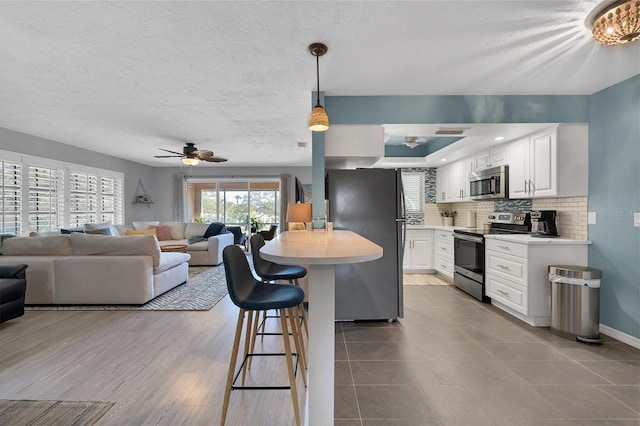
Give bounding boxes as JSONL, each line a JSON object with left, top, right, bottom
{"left": 186, "top": 179, "right": 280, "bottom": 232}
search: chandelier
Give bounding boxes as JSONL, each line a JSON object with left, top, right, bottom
{"left": 591, "top": 0, "right": 640, "bottom": 45}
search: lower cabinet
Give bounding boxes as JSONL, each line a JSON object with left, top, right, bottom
{"left": 403, "top": 229, "right": 434, "bottom": 273}
{"left": 433, "top": 230, "right": 454, "bottom": 279}
{"left": 485, "top": 238, "right": 588, "bottom": 326}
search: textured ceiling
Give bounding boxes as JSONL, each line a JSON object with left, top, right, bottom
{"left": 0, "top": 1, "right": 638, "bottom": 168}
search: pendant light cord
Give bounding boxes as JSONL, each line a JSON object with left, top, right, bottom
{"left": 315, "top": 54, "right": 321, "bottom": 107}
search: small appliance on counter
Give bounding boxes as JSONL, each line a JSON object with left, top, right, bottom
{"left": 530, "top": 210, "right": 558, "bottom": 237}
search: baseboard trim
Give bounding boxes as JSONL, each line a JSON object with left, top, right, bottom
{"left": 600, "top": 324, "right": 640, "bottom": 349}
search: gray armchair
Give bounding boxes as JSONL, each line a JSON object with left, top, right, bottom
{"left": 257, "top": 224, "right": 278, "bottom": 241}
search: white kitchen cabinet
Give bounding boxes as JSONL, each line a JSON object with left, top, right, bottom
{"left": 474, "top": 144, "right": 508, "bottom": 171}
{"left": 485, "top": 236, "right": 589, "bottom": 326}
{"left": 436, "top": 158, "right": 474, "bottom": 203}
{"left": 433, "top": 230, "right": 454, "bottom": 279}
{"left": 508, "top": 124, "right": 588, "bottom": 199}
{"left": 403, "top": 229, "right": 434, "bottom": 273}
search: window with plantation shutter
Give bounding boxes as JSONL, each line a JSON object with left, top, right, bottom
{"left": 401, "top": 172, "right": 424, "bottom": 213}
{"left": 28, "top": 165, "right": 64, "bottom": 232}
{"left": 0, "top": 149, "right": 124, "bottom": 233}
{"left": 0, "top": 160, "right": 23, "bottom": 235}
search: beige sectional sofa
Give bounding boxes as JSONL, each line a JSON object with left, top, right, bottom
{"left": 0, "top": 233, "right": 190, "bottom": 305}
{"left": 125, "top": 221, "right": 234, "bottom": 266}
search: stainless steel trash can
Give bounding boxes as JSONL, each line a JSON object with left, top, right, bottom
{"left": 549, "top": 265, "right": 602, "bottom": 343}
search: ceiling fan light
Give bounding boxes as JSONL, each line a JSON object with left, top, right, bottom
{"left": 308, "top": 105, "right": 329, "bottom": 132}
{"left": 181, "top": 157, "right": 200, "bottom": 166}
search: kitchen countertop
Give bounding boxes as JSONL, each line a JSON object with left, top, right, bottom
{"left": 406, "top": 225, "right": 463, "bottom": 232}
{"left": 484, "top": 234, "right": 592, "bottom": 245}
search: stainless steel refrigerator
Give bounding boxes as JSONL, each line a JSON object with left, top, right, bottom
{"left": 327, "top": 168, "right": 405, "bottom": 321}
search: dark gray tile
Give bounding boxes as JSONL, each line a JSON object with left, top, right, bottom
{"left": 421, "top": 384, "right": 494, "bottom": 425}
{"left": 579, "top": 360, "right": 640, "bottom": 385}
{"left": 552, "top": 342, "right": 640, "bottom": 361}
{"left": 411, "top": 339, "right": 495, "bottom": 361}
{"left": 362, "top": 419, "right": 441, "bottom": 426}
{"left": 350, "top": 360, "right": 421, "bottom": 385}
{"left": 346, "top": 342, "right": 421, "bottom": 361}
{"left": 336, "top": 341, "right": 348, "bottom": 360}
{"left": 335, "top": 385, "right": 360, "bottom": 419}
{"left": 467, "top": 384, "right": 564, "bottom": 419}
{"left": 503, "top": 360, "right": 610, "bottom": 385}
{"left": 463, "top": 326, "right": 540, "bottom": 343}
{"left": 599, "top": 385, "right": 640, "bottom": 412}
{"left": 479, "top": 342, "right": 566, "bottom": 361}
{"left": 355, "top": 385, "right": 438, "bottom": 420}
{"left": 494, "top": 419, "right": 640, "bottom": 425}
{"left": 428, "top": 359, "right": 525, "bottom": 385}
{"left": 342, "top": 326, "right": 407, "bottom": 343}
{"left": 334, "top": 420, "right": 363, "bottom": 426}
{"left": 533, "top": 385, "right": 639, "bottom": 418}
{"left": 335, "top": 360, "right": 353, "bottom": 385}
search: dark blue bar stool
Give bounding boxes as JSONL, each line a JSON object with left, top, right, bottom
{"left": 250, "top": 234, "right": 309, "bottom": 342}
{"left": 220, "top": 245, "right": 306, "bottom": 426}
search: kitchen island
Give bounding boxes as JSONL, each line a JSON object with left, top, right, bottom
{"left": 260, "top": 230, "right": 382, "bottom": 426}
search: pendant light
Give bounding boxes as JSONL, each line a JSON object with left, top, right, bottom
{"left": 308, "top": 43, "right": 329, "bottom": 132}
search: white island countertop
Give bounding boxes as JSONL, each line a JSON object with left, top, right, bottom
{"left": 484, "top": 234, "right": 592, "bottom": 245}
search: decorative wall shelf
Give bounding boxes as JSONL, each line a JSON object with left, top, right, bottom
{"left": 133, "top": 178, "right": 154, "bottom": 205}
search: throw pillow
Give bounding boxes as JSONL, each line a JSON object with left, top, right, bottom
{"left": 126, "top": 228, "right": 158, "bottom": 237}
{"left": 132, "top": 221, "right": 160, "bottom": 231}
{"left": 204, "top": 222, "right": 226, "bottom": 238}
{"left": 61, "top": 228, "right": 86, "bottom": 234}
{"left": 149, "top": 225, "right": 172, "bottom": 241}
{"left": 85, "top": 228, "right": 111, "bottom": 235}
{"left": 85, "top": 221, "right": 118, "bottom": 236}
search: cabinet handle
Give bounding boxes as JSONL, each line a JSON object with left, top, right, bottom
{"left": 497, "top": 264, "right": 510, "bottom": 270}
{"left": 440, "top": 247, "right": 447, "bottom": 251}
{"left": 530, "top": 180, "right": 535, "bottom": 194}
{"left": 524, "top": 180, "right": 528, "bottom": 193}
{"left": 498, "top": 245, "right": 510, "bottom": 250}
{"left": 496, "top": 289, "right": 510, "bottom": 298}
{"left": 440, "top": 264, "right": 447, "bottom": 269}
{"left": 442, "top": 192, "right": 445, "bottom": 199}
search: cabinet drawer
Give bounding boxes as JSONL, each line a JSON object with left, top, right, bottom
{"left": 435, "top": 230, "right": 454, "bottom": 243}
{"left": 487, "top": 274, "right": 527, "bottom": 315}
{"left": 434, "top": 242, "right": 453, "bottom": 258}
{"left": 485, "top": 239, "right": 528, "bottom": 258}
{"left": 434, "top": 254, "right": 453, "bottom": 278}
{"left": 486, "top": 250, "right": 526, "bottom": 284}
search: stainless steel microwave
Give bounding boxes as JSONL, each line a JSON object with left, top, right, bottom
{"left": 469, "top": 165, "right": 509, "bottom": 200}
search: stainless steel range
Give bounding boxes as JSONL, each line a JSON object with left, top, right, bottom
{"left": 453, "top": 212, "right": 531, "bottom": 302}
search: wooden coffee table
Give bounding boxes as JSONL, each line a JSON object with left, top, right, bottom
{"left": 160, "top": 244, "right": 188, "bottom": 253}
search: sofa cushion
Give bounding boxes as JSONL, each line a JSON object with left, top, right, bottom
{"left": 149, "top": 225, "right": 172, "bottom": 241}
{"left": 132, "top": 221, "right": 160, "bottom": 231}
{"left": 159, "top": 222, "right": 187, "bottom": 240}
{"left": 186, "top": 240, "right": 209, "bottom": 251}
{"left": 204, "top": 222, "right": 226, "bottom": 238}
{"left": 0, "top": 235, "right": 73, "bottom": 256}
{"left": 126, "top": 228, "right": 157, "bottom": 237}
{"left": 70, "top": 233, "right": 161, "bottom": 266}
{"left": 85, "top": 221, "right": 118, "bottom": 236}
{"left": 154, "top": 252, "right": 191, "bottom": 274}
{"left": 85, "top": 228, "right": 111, "bottom": 235}
{"left": 184, "top": 223, "right": 210, "bottom": 239}
{"left": 114, "top": 224, "right": 133, "bottom": 236}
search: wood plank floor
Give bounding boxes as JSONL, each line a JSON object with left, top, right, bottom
{"left": 1, "top": 273, "right": 638, "bottom": 425}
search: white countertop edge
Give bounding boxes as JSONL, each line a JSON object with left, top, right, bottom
{"left": 260, "top": 251, "right": 382, "bottom": 265}
{"left": 406, "top": 225, "right": 463, "bottom": 231}
{"left": 484, "top": 234, "right": 592, "bottom": 245}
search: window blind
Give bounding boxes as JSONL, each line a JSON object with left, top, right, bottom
{"left": 0, "top": 160, "right": 23, "bottom": 235}
{"left": 28, "top": 165, "right": 64, "bottom": 232}
{"left": 401, "top": 172, "right": 425, "bottom": 213}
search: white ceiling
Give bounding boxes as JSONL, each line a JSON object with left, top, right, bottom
{"left": 0, "top": 1, "right": 638, "bottom": 168}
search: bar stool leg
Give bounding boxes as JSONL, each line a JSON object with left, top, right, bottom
{"left": 279, "top": 308, "right": 301, "bottom": 426}
{"left": 220, "top": 309, "right": 246, "bottom": 426}
{"left": 288, "top": 306, "right": 307, "bottom": 385}
{"left": 293, "top": 279, "right": 309, "bottom": 338}
{"left": 241, "top": 310, "right": 254, "bottom": 385}
{"left": 247, "top": 310, "right": 260, "bottom": 370}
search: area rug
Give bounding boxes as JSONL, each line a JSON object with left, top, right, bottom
{"left": 0, "top": 399, "right": 114, "bottom": 426}
{"left": 25, "top": 265, "right": 227, "bottom": 311}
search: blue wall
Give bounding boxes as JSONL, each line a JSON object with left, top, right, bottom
{"left": 588, "top": 75, "right": 640, "bottom": 339}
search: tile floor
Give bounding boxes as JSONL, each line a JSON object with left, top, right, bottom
{"left": 334, "top": 282, "right": 640, "bottom": 425}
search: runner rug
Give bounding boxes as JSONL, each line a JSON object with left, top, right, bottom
{"left": 25, "top": 265, "right": 227, "bottom": 311}
{"left": 0, "top": 399, "right": 114, "bottom": 426}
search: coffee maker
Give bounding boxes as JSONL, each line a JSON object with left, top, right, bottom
{"left": 530, "top": 210, "right": 558, "bottom": 237}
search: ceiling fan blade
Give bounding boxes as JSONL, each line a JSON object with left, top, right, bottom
{"left": 194, "top": 149, "right": 213, "bottom": 156}
{"left": 202, "top": 156, "right": 227, "bottom": 163}
{"left": 154, "top": 155, "right": 184, "bottom": 158}
{"left": 159, "top": 148, "right": 184, "bottom": 155}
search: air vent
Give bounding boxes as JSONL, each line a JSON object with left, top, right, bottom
{"left": 435, "top": 128, "right": 468, "bottom": 135}
{"left": 297, "top": 142, "right": 307, "bottom": 148}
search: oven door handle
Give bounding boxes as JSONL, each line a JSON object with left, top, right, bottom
{"left": 453, "top": 233, "right": 484, "bottom": 244}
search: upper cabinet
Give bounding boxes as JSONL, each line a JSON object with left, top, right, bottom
{"left": 473, "top": 145, "right": 509, "bottom": 171}
{"left": 436, "top": 158, "right": 474, "bottom": 203}
{"left": 508, "top": 124, "right": 588, "bottom": 199}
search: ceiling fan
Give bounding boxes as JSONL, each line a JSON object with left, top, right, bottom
{"left": 154, "top": 142, "right": 227, "bottom": 165}
{"left": 403, "top": 136, "right": 427, "bottom": 149}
